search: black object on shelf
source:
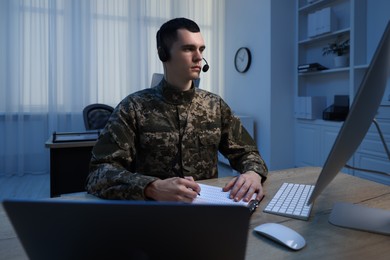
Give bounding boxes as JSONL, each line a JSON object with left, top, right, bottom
{"left": 323, "top": 95, "right": 349, "bottom": 121}
{"left": 298, "top": 62, "right": 328, "bottom": 73}
{"left": 323, "top": 105, "right": 349, "bottom": 121}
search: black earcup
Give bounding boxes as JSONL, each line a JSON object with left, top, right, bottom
{"left": 158, "top": 47, "right": 169, "bottom": 62}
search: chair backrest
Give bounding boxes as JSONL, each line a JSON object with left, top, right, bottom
{"left": 83, "top": 103, "right": 114, "bottom": 130}
{"left": 150, "top": 73, "right": 164, "bottom": 88}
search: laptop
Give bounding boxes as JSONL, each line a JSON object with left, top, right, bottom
{"left": 3, "top": 199, "right": 250, "bottom": 260}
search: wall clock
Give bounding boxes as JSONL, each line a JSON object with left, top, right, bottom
{"left": 234, "top": 47, "right": 251, "bottom": 73}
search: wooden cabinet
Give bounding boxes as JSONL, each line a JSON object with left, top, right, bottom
{"left": 294, "top": 119, "right": 342, "bottom": 167}
{"left": 354, "top": 107, "right": 390, "bottom": 184}
{"left": 45, "top": 137, "right": 96, "bottom": 197}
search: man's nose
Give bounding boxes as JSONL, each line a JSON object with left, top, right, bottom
{"left": 194, "top": 50, "right": 202, "bottom": 61}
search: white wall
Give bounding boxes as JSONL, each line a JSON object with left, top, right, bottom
{"left": 224, "top": 0, "right": 295, "bottom": 170}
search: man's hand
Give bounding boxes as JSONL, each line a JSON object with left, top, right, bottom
{"left": 144, "top": 176, "right": 201, "bottom": 202}
{"left": 222, "top": 171, "right": 264, "bottom": 202}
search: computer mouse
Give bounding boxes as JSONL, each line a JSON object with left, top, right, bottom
{"left": 254, "top": 223, "right": 306, "bottom": 251}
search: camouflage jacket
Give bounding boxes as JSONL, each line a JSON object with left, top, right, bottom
{"left": 86, "top": 79, "right": 268, "bottom": 200}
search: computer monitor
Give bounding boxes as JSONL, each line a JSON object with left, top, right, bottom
{"left": 307, "top": 20, "right": 390, "bottom": 235}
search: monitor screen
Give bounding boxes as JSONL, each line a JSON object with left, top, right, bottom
{"left": 306, "top": 21, "right": 390, "bottom": 235}
{"left": 308, "top": 21, "right": 390, "bottom": 205}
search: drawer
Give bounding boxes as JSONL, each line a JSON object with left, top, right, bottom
{"left": 376, "top": 106, "right": 390, "bottom": 119}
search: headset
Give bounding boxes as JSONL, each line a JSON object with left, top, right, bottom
{"left": 157, "top": 30, "right": 209, "bottom": 72}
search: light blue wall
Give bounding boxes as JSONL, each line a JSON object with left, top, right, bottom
{"left": 367, "top": 0, "right": 390, "bottom": 58}
{"left": 224, "top": 0, "right": 295, "bottom": 170}
{"left": 366, "top": 0, "right": 390, "bottom": 105}
{"left": 269, "top": 1, "right": 295, "bottom": 170}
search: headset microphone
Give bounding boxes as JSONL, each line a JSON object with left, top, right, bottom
{"left": 202, "top": 58, "right": 210, "bottom": 72}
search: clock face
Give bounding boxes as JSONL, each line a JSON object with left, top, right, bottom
{"left": 234, "top": 47, "right": 251, "bottom": 73}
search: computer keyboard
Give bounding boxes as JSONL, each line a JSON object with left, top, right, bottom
{"left": 263, "top": 183, "right": 314, "bottom": 220}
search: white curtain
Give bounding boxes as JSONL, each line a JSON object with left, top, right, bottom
{"left": 0, "top": 0, "right": 225, "bottom": 176}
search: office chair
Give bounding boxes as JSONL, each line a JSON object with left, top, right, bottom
{"left": 83, "top": 103, "right": 114, "bottom": 130}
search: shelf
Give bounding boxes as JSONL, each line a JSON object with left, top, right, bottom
{"left": 354, "top": 64, "right": 369, "bottom": 70}
{"left": 296, "top": 118, "right": 343, "bottom": 126}
{"left": 299, "top": 0, "right": 341, "bottom": 13}
{"left": 298, "top": 65, "right": 369, "bottom": 77}
{"left": 299, "top": 28, "right": 350, "bottom": 45}
{"left": 298, "top": 67, "right": 349, "bottom": 76}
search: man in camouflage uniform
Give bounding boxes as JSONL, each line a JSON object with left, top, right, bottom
{"left": 86, "top": 18, "right": 268, "bottom": 202}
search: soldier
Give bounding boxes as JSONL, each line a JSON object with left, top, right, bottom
{"left": 86, "top": 17, "right": 268, "bottom": 203}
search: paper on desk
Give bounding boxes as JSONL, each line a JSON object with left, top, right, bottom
{"left": 193, "top": 183, "right": 255, "bottom": 206}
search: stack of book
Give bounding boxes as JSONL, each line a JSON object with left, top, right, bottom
{"left": 298, "top": 63, "right": 328, "bottom": 73}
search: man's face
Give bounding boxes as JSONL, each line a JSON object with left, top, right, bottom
{"left": 165, "top": 29, "right": 205, "bottom": 86}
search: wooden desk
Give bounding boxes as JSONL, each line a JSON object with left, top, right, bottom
{"left": 1, "top": 167, "right": 389, "bottom": 260}
{"left": 45, "top": 138, "right": 96, "bottom": 197}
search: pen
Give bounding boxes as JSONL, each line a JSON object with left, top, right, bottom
{"left": 248, "top": 195, "right": 265, "bottom": 215}
{"left": 180, "top": 175, "right": 201, "bottom": 196}
{"left": 189, "top": 187, "right": 200, "bottom": 196}
{"left": 185, "top": 181, "right": 200, "bottom": 196}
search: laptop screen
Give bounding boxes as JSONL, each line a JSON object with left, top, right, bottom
{"left": 3, "top": 199, "right": 250, "bottom": 260}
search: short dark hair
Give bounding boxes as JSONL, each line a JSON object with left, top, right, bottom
{"left": 156, "top": 18, "right": 200, "bottom": 61}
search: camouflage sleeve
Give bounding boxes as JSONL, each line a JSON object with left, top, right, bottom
{"left": 85, "top": 99, "right": 158, "bottom": 200}
{"left": 218, "top": 99, "right": 268, "bottom": 182}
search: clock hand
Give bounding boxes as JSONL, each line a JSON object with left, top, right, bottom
{"left": 240, "top": 53, "right": 246, "bottom": 61}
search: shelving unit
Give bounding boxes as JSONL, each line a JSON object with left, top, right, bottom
{"left": 296, "top": 0, "right": 363, "bottom": 110}
{"left": 294, "top": 0, "right": 389, "bottom": 184}
{"left": 295, "top": 1, "right": 350, "bottom": 156}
